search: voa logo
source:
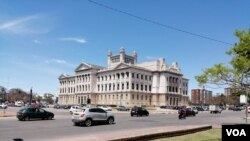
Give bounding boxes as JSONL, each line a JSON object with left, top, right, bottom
{"left": 226, "top": 129, "right": 246, "bottom": 136}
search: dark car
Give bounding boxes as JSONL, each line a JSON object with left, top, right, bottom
{"left": 185, "top": 108, "right": 196, "bottom": 117}
{"left": 232, "top": 106, "right": 241, "bottom": 111}
{"left": 54, "top": 104, "right": 64, "bottom": 109}
{"left": 16, "top": 107, "right": 54, "bottom": 121}
{"left": 116, "top": 105, "right": 130, "bottom": 111}
{"left": 130, "top": 107, "right": 149, "bottom": 117}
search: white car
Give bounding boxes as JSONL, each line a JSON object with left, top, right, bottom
{"left": 69, "top": 105, "right": 81, "bottom": 114}
{"left": 72, "top": 107, "right": 115, "bottom": 127}
{"left": 99, "top": 105, "right": 112, "bottom": 111}
{"left": 0, "top": 103, "right": 7, "bottom": 109}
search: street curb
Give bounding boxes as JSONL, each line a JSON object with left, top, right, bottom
{"left": 108, "top": 125, "right": 212, "bottom": 141}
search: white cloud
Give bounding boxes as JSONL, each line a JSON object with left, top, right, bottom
{"left": 45, "top": 59, "right": 66, "bottom": 64}
{"left": 59, "top": 37, "right": 87, "bottom": 44}
{"left": 0, "top": 14, "right": 50, "bottom": 35}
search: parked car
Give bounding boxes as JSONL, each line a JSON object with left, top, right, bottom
{"left": 232, "top": 106, "right": 242, "bottom": 111}
{"left": 196, "top": 107, "right": 205, "bottom": 111}
{"left": 191, "top": 107, "right": 198, "bottom": 114}
{"left": 116, "top": 105, "right": 130, "bottom": 111}
{"left": 99, "top": 105, "right": 112, "bottom": 111}
{"left": 72, "top": 107, "right": 115, "bottom": 127}
{"left": 64, "top": 105, "right": 72, "bottom": 109}
{"left": 69, "top": 105, "right": 81, "bottom": 114}
{"left": 185, "top": 108, "right": 196, "bottom": 116}
{"left": 130, "top": 106, "right": 149, "bottom": 117}
{"left": 209, "top": 105, "right": 222, "bottom": 114}
{"left": 16, "top": 107, "right": 54, "bottom": 121}
{"left": 0, "top": 103, "right": 8, "bottom": 109}
{"left": 53, "top": 104, "right": 64, "bottom": 109}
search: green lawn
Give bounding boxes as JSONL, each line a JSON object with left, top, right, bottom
{"left": 152, "top": 129, "right": 221, "bottom": 141}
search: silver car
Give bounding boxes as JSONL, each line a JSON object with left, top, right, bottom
{"left": 72, "top": 107, "right": 115, "bottom": 127}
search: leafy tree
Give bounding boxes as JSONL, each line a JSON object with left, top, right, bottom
{"left": 43, "top": 93, "right": 54, "bottom": 104}
{"left": 196, "top": 29, "right": 250, "bottom": 97}
{"left": 36, "top": 96, "right": 43, "bottom": 102}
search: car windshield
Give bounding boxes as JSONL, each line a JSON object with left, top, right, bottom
{"left": 19, "top": 108, "right": 27, "bottom": 112}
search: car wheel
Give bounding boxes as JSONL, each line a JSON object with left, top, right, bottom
{"left": 73, "top": 122, "right": 79, "bottom": 126}
{"left": 131, "top": 114, "right": 133, "bottom": 117}
{"left": 85, "top": 119, "right": 92, "bottom": 127}
{"left": 24, "top": 116, "right": 30, "bottom": 121}
{"left": 146, "top": 113, "right": 149, "bottom": 116}
{"left": 18, "top": 118, "right": 22, "bottom": 121}
{"left": 107, "top": 117, "right": 114, "bottom": 125}
{"left": 48, "top": 115, "right": 53, "bottom": 120}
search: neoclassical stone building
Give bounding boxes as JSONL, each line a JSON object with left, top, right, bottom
{"left": 58, "top": 48, "right": 189, "bottom": 106}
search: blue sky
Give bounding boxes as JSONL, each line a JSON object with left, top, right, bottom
{"left": 0, "top": 0, "right": 249, "bottom": 96}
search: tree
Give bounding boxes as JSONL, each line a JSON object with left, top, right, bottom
{"left": 43, "top": 93, "right": 54, "bottom": 104}
{"left": 196, "top": 29, "right": 250, "bottom": 97}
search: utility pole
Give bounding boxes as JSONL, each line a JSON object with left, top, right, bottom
{"left": 29, "top": 87, "right": 33, "bottom": 105}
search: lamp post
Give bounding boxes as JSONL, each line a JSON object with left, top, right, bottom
{"left": 29, "top": 87, "right": 33, "bottom": 105}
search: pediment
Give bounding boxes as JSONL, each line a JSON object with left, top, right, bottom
{"left": 59, "top": 74, "right": 70, "bottom": 79}
{"left": 75, "top": 63, "right": 91, "bottom": 72}
{"left": 113, "top": 63, "right": 130, "bottom": 69}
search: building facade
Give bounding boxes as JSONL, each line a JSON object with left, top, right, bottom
{"left": 58, "top": 48, "right": 189, "bottom": 106}
{"left": 191, "top": 89, "right": 212, "bottom": 105}
{"left": 224, "top": 87, "right": 250, "bottom": 96}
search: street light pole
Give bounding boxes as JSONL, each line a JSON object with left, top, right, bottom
{"left": 29, "top": 87, "right": 33, "bottom": 105}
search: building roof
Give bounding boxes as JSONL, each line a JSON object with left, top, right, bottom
{"left": 75, "top": 62, "right": 104, "bottom": 72}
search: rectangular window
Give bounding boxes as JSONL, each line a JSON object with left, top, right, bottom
{"left": 136, "top": 84, "right": 139, "bottom": 90}
{"left": 126, "top": 82, "right": 129, "bottom": 89}
{"left": 145, "top": 75, "right": 147, "bottom": 80}
{"left": 145, "top": 85, "right": 147, "bottom": 91}
{"left": 141, "top": 85, "right": 143, "bottom": 91}
{"left": 132, "top": 83, "right": 134, "bottom": 90}
{"left": 149, "top": 85, "right": 151, "bottom": 91}
{"left": 132, "top": 73, "right": 134, "bottom": 78}
{"left": 122, "top": 83, "right": 124, "bottom": 90}
{"left": 141, "top": 74, "right": 143, "bottom": 80}
{"left": 117, "top": 84, "right": 120, "bottom": 90}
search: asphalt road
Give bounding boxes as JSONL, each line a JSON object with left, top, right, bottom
{"left": 0, "top": 107, "right": 248, "bottom": 141}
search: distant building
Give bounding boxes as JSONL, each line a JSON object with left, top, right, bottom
{"left": 58, "top": 48, "right": 189, "bottom": 106}
{"left": 224, "top": 87, "right": 250, "bottom": 96}
{"left": 191, "top": 89, "right": 212, "bottom": 105}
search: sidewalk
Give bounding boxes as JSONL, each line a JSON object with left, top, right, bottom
{"left": 0, "top": 111, "right": 16, "bottom": 117}
{"left": 45, "top": 125, "right": 212, "bottom": 141}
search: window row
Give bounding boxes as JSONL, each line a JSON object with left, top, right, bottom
{"left": 76, "top": 74, "right": 91, "bottom": 83}
{"left": 183, "top": 90, "right": 188, "bottom": 95}
{"left": 168, "top": 86, "right": 179, "bottom": 93}
{"left": 60, "top": 87, "right": 75, "bottom": 94}
{"left": 76, "top": 85, "right": 91, "bottom": 92}
{"left": 131, "top": 94, "right": 150, "bottom": 101}
{"left": 167, "top": 76, "right": 179, "bottom": 84}
{"left": 97, "top": 72, "right": 152, "bottom": 82}
{"left": 97, "top": 83, "right": 152, "bottom": 92}
{"left": 131, "top": 73, "right": 152, "bottom": 81}
{"left": 98, "top": 94, "right": 128, "bottom": 100}
{"left": 60, "top": 80, "right": 75, "bottom": 85}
